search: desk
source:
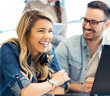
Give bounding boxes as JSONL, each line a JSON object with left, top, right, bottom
{"left": 42, "top": 93, "right": 110, "bottom": 96}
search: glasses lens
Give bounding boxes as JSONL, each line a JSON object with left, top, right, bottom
{"left": 90, "top": 20, "right": 98, "bottom": 27}
{"left": 81, "top": 18, "right": 98, "bottom": 27}
{"left": 81, "top": 18, "right": 87, "bottom": 25}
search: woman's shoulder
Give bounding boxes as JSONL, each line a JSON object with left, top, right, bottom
{"left": 2, "top": 42, "right": 17, "bottom": 48}
{"left": 1, "top": 42, "right": 19, "bottom": 54}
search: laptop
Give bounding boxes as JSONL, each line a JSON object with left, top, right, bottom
{"left": 90, "top": 45, "right": 110, "bottom": 96}
{"left": 55, "top": 45, "right": 110, "bottom": 96}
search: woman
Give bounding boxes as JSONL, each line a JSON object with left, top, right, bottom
{"left": 0, "top": 9, "right": 70, "bottom": 96}
{"left": 23, "top": 0, "right": 67, "bottom": 48}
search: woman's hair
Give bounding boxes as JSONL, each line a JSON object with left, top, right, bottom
{"left": 1, "top": 9, "right": 54, "bottom": 81}
{"left": 87, "top": 1, "right": 110, "bottom": 20}
{"left": 55, "top": 0, "right": 62, "bottom": 23}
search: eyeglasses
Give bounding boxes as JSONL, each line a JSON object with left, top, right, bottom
{"left": 80, "top": 17, "right": 107, "bottom": 28}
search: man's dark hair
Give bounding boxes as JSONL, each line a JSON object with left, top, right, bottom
{"left": 87, "top": 1, "right": 110, "bottom": 20}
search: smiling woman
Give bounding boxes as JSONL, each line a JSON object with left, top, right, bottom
{"left": 27, "top": 19, "right": 53, "bottom": 58}
{"left": 0, "top": 9, "right": 70, "bottom": 96}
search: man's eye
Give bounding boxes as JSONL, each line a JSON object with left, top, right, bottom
{"left": 84, "top": 19, "right": 88, "bottom": 22}
{"left": 91, "top": 21, "right": 97, "bottom": 25}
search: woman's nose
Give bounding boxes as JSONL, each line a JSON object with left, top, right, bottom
{"left": 44, "top": 32, "right": 51, "bottom": 39}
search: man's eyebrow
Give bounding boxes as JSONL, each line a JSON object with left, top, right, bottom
{"left": 84, "top": 18, "right": 97, "bottom": 21}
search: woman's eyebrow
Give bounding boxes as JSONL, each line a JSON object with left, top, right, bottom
{"left": 37, "top": 28, "right": 45, "bottom": 30}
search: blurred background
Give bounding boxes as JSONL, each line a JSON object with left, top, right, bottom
{"left": 0, "top": 0, "right": 110, "bottom": 44}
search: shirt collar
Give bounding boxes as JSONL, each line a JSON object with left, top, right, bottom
{"left": 81, "top": 34, "right": 87, "bottom": 48}
{"left": 81, "top": 34, "right": 108, "bottom": 49}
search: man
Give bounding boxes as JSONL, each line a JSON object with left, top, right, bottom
{"left": 56, "top": 1, "right": 110, "bottom": 93}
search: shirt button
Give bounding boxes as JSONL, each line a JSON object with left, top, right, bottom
{"left": 81, "top": 82, "right": 83, "bottom": 84}
{"left": 85, "top": 68, "right": 86, "bottom": 70}
{"left": 16, "top": 76, "right": 19, "bottom": 79}
{"left": 87, "top": 55, "right": 89, "bottom": 57}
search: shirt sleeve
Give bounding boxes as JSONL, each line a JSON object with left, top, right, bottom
{"left": 55, "top": 40, "right": 70, "bottom": 77}
{"left": 50, "top": 44, "right": 68, "bottom": 93}
{"left": 0, "top": 44, "right": 31, "bottom": 96}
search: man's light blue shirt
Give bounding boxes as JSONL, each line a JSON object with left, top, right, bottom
{"left": 56, "top": 34, "right": 110, "bottom": 84}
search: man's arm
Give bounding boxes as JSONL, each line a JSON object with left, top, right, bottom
{"left": 56, "top": 40, "right": 70, "bottom": 76}
{"left": 68, "top": 77, "right": 94, "bottom": 93}
{"left": 68, "top": 83, "right": 83, "bottom": 93}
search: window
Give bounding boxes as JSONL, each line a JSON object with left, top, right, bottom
{"left": 0, "top": 0, "right": 25, "bottom": 43}
{"left": 64, "top": 0, "right": 92, "bottom": 38}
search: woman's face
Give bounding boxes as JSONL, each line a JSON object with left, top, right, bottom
{"left": 27, "top": 19, "right": 53, "bottom": 58}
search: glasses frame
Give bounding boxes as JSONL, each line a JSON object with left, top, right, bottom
{"left": 80, "top": 17, "right": 107, "bottom": 27}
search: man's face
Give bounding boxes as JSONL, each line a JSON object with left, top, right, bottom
{"left": 82, "top": 8, "right": 106, "bottom": 41}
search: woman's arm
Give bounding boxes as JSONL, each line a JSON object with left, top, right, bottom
{"left": 48, "top": 45, "right": 69, "bottom": 94}
{"left": 20, "top": 70, "right": 70, "bottom": 96}
{"left": 1, "top": 43, "right": 31, "bottom": 96}
{"left": 20, "top": 71, "right": 66, "bottom": 95}
{"left": 47, "top": 86, "right": 65, "bottom": 95}
{"left": 20, "top": 81, "right": 53, "bottom": 96}
{"left": 21, "top": 82, "right": 65, "bottom": 96}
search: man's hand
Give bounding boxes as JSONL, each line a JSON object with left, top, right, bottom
{"left": 80, "top": 77, "right": 94, "bottom": 92}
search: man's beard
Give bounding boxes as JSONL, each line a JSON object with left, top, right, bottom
{"left": 83, "top": 28, "right": 95, "bottom": 41}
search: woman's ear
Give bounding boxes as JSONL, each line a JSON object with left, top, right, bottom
{"left": 25, "top": 33, "right": 30, "bottom": 40}
{"left": 104, "top": 20, "right": 110, "bottom": 30}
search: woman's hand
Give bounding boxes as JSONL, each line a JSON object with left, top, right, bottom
{"left": 20, "top": 71, "right": 30, "bottom": 82}
{"left": 51, "top": 69, "right": 70, "bottom": 87}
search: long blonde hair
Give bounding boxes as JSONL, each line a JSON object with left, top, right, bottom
{"left": 1, "top": 9, "right": 54, "bottom": 81}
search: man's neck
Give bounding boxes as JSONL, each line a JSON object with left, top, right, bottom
{"left": 86, "top": 38, "right": 102, "bottom": 58}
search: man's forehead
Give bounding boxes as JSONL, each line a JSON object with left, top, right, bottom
{"left": 84, "top": 8, "right": 105, "bottom": 21}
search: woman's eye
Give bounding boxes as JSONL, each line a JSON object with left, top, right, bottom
{"left": 39, "top": 30, "right": 44, "bottom": 32}
{"left": 49, "top": 30, "right": 53, "bottom": 32}
{"left": 49, "top": 29, "right": 53, "bottom": 32}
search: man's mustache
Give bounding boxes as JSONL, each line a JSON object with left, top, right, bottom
{"left": 83, "top": 28, "right": 95, "bottom": 32}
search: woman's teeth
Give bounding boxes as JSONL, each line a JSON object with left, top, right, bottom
{"left": 39, "top": 42, "right": 48, "bottom": 45}
{"left": 86, "top": 30, "right": 93, "bottom": 33}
